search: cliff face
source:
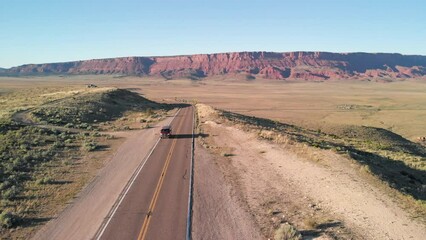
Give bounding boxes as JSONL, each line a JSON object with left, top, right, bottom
{"left": 6, "top": 57, "right": 154, "bottom": 75}
{"left": 4, "top": 52, "right": 426, "bottom": 80}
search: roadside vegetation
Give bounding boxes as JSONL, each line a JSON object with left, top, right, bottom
{"left": 0, "top": 86, "right": 177, "bottom": 238}
{"left": 0, "top": 120, "right": 100, "bottom": 230}
{"left": 30, "top": 88, "right": 172, "bottom": 131}
{"left": 217, "top": 109, "right": 426, "bottom": 215}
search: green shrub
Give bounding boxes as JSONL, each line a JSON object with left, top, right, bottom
{"left": 0, "top": 181, "right": 11, "bottom": 191}
{"left": 52, "top": 141, "right": 65, "bottom": 149}
{"left": 274, "top": 223, "right": 302, "bottom": 240}
{"left": 1, "top": 186, "right": 19, "bottom": 200}
{"left": 82, "top": 141, "right": 98, "bottom": 151}
{"left": 91, "top": 131, "right": 101, "bottom": 137}
{"left": 35, "top": 176, "right": 54, "bottom": 185}
{"left": 105, "top": 134, "right": 115, "bottom": 140}
{"left": 0, "top": 124, "right": 78, "bottom": 205}
{"left": 0, "top": 211, "right": 16, "bottom": 229}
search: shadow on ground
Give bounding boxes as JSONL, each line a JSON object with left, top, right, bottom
{"left": 169, "top": 133, "right": 209, "bottom": 139}
{"left": 300, "top": 221, "right": 343, "bottom": 238}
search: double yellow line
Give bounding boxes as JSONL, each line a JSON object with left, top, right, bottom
{"left": 137, "top": 109, "right": 185, "bottom": 240}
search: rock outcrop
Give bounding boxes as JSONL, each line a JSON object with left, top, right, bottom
{"left": 3, "top": 52, "right": 426, "bottom": 80}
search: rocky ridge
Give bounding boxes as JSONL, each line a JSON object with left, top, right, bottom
{"left": 3, "top": 52, "right": 426, "bottom": 80}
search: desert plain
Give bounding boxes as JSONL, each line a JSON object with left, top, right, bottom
{"left": 0, "top": 75, "right": 425, "bottom": 239}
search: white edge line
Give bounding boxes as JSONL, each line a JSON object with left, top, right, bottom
{"left": 186, "top": 105, "right": 195, "bottom": 240}
{"left": 95, "top": 108, "right": 181, "bottom": 240}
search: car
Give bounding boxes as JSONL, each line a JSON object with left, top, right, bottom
{"left": 160, "top": 125, "right": 172, "bottom": 138}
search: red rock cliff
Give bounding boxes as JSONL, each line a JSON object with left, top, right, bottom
{"left": 4, "top": 52, "right": 426, "bottom": 80}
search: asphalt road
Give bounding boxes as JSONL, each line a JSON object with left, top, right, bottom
{"left": 96, "top": 106, "right": 193, "bottom": 240}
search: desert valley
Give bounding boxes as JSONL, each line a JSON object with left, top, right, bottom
{"left": 0, "top": 51, "right": 425, "bottom": 239}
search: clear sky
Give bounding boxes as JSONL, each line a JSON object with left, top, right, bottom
{"left": 1, "top": 0, "right": 425, "bottom": 68}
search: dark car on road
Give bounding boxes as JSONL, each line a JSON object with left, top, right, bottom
{"left": 160, "top": 125, "right": 172, "bottom": 138}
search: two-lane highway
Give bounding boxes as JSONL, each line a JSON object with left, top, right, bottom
{"left": 96, "top": 106, "right": 194, "bottom": 240}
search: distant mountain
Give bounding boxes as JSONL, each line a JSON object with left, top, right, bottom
{"left": 2, "top": 52, "right": 426, "bottom": 80}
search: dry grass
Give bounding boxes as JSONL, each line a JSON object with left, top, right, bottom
{"left": 274, "top": 223, "right": 302, "bottom": 240}
{"left": 0, "top": 86, "right": 85, "bottom": 119}
{"left": 303, "top": 217, "right": 318, "bottom": 230}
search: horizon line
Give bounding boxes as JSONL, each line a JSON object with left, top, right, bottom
{"left": 3, "top": 50, "right": 426, "bottom": 69}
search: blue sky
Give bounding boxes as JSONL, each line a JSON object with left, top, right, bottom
{"left": 1, "top": 0, "right": 425, "bottom": 68}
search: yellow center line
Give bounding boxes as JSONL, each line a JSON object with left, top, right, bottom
{"left": 137, "top": 109, "right": 186, "bottom": 240}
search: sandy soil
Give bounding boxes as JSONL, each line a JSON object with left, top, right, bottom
{"left": 193, "top": 142, "right": 263, "bottom": 239}
{"left": 195, "top": 104, "right": 426, "bottom": 239}
{"left": 31, "top": 116, "right": 175, "bottom": 240}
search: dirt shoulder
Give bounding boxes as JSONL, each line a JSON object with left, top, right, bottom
{"left": 31, "top": 116, "right": 174, "bottom": 240}
{"left": 193, "top": 142, "right": 263, "bottom": 239}
{"left": 195, "top": 104, "right": 426, "bottom": 239}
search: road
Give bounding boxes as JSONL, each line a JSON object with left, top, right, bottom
{"left": 96, "top": 106, "right": 194, "bottom": 240}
